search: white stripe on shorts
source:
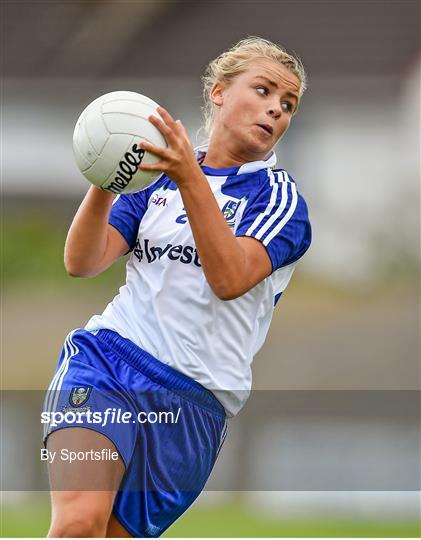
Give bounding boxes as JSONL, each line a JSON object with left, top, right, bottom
{"left": 216, "top": 419, "right": 228, "bottom": 458}
{"left": 43, "top": 335, "right": 72, "bottom": 421}
{"left": 43, "top": 330, "right": 80, "bottom": 439}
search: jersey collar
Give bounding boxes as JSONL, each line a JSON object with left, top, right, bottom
{"left": 195, "top": 144, "right": 277, "bottom": 176}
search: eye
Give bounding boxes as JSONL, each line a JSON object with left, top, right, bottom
{"left": 255, "top": 85, "right": 269, "bottom": 96}
{"left": 281, "top": 101, "right": 294, "bottom": 113}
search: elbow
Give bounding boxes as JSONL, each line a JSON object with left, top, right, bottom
{"left": 211, "top": 282, "right": 246, "bottom": 301}
{"left": 66, "top": 269, "right": 86, "bottom": 278}
{"left": 65, "top": 266, "right": 87, "bottom": 278}
{"left": 208, "top": 271, "right": 253, "bottom": 301}
{"left": 66, "top": 268, "right": 98, "bottom": 278}
{"left": 64, "top": 252, "right": 83, "bottom": 277}
{"left": 218, "top": 292, "right": 242, "bottom": 301}
{"left": 64, "top": 259, "right": 97, "bottom": 278}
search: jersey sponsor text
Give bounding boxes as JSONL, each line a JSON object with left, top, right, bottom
{"left": 134, "top": 238, "right": 201, "bottom": 267}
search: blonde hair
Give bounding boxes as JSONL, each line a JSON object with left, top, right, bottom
{"left": 202, "top": 36, "right": 307, "bottom": 134}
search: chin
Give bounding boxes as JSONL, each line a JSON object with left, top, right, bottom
{"left": 246, "top": 138, "right": 273, "bottom": 156}
{"left": 232, "top": 130, "right": 271, "bottom": 159}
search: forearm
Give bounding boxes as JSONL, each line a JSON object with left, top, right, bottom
{"left": 137, "top": 108, "right": 270, "bottom": 298}
{"left": 179, "top": 171, "right": 250, "bottom": 299}
{"left": 64, "top": 186, "right": 116, "bottom": 276}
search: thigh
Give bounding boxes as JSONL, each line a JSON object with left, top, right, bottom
{"left": 47, "top": 427, "right": 125, "bottom": 493}
{"left": 47, "top": 428, "right": 126, "bottom": 537}
{"left": 106, "top": 514, "right": 133, "bottom": 538}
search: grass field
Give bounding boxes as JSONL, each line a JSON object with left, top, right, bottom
{"left": 1, "top": 498, "right": 420, "bottom": 538}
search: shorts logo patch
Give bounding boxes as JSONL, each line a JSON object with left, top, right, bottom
{"left": 70, "top": 386, "right": 92, "bottom": 407}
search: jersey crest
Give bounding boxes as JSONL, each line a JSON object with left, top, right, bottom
{"left": 221, "top": 196, "right": 248, "bottom": 228}
{"left": 222, "top": 199, "right": 240, "bottom": 220}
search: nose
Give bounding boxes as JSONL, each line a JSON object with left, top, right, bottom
{"left": 267, "top": 101, "right": 282, "bottom": 119}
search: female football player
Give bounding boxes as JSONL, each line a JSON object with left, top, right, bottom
{"left": 44, "top": 36, "right": 311, "bottom": 537}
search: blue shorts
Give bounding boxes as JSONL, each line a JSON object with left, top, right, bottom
{"left": 43, "top": 328, "right": 228, "bottom": 538}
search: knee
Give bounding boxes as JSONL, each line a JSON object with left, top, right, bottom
{"left": 48, "top": 512, "right": 107, "bottom": 538}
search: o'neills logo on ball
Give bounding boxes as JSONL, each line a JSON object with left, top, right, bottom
{"left": 103, "top": 144, "right": 145, "bottom": 193}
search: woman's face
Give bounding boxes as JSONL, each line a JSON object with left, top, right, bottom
{"left": 210, "top": 59, "right": 301, "bottom": 161}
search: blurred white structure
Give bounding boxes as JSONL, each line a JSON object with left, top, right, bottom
{"left": 3, "top": 65, "right": 419, "bottom": 283}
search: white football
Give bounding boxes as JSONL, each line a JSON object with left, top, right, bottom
{"left": 72, "top": 91, "right": 167, "bottom": 194}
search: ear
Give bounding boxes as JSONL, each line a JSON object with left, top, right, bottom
{"left": 209, "top": 81, "right": 224, "bottom": 107}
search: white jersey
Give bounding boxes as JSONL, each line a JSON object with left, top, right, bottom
{"left": 85, "top": 146, "right": 311, "bottom": 416}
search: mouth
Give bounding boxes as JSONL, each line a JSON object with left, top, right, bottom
{"left": 256, "top": 124, "right": 273, "bottom": 136}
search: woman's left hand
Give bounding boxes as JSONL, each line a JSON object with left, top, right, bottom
{"left": 138, "top": 106, "right": 201, "bottom": 187}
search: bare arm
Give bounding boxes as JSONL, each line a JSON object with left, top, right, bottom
{"left": 139, "top": 108, "right": 272, "bottom": 300}
{"left": 178, "top": 171, "right": 272, "bottom": 300}
{"left": 64, "top": 186, "right": 129, "bottom": 277}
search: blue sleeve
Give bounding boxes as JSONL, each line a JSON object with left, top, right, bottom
{"left": 235, "top": 171, "right": 312, "bottom": 271}
{"left": 109, "top": 191, "right": 149, "bottom": 251}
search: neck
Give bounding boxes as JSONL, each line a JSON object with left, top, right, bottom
{"left": 201, "top": 149, "right": 245, "bottom": 169}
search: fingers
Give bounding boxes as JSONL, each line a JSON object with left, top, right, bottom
{"left": 157, "top": 106, "right": 176, "bottom": 125}
{"left": 176, "top": 119, "right": 188, "bottom": 135}
{"left": 138, "top": 161, "right": 165, "bottom": 172}
{"left": 138, "top": 107, "right": 191, "bottom": 179}
{"left": 138, "top": 140, "right": 166, "bottom": 159}
{"left": 149, "top": 106, "right": 184, "bottom": 140}
{"left": 149, "top": 114, "right": 172, "bottom": 138}
{"left": 137, "top": 139, "right": 168, "bottom": 173}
